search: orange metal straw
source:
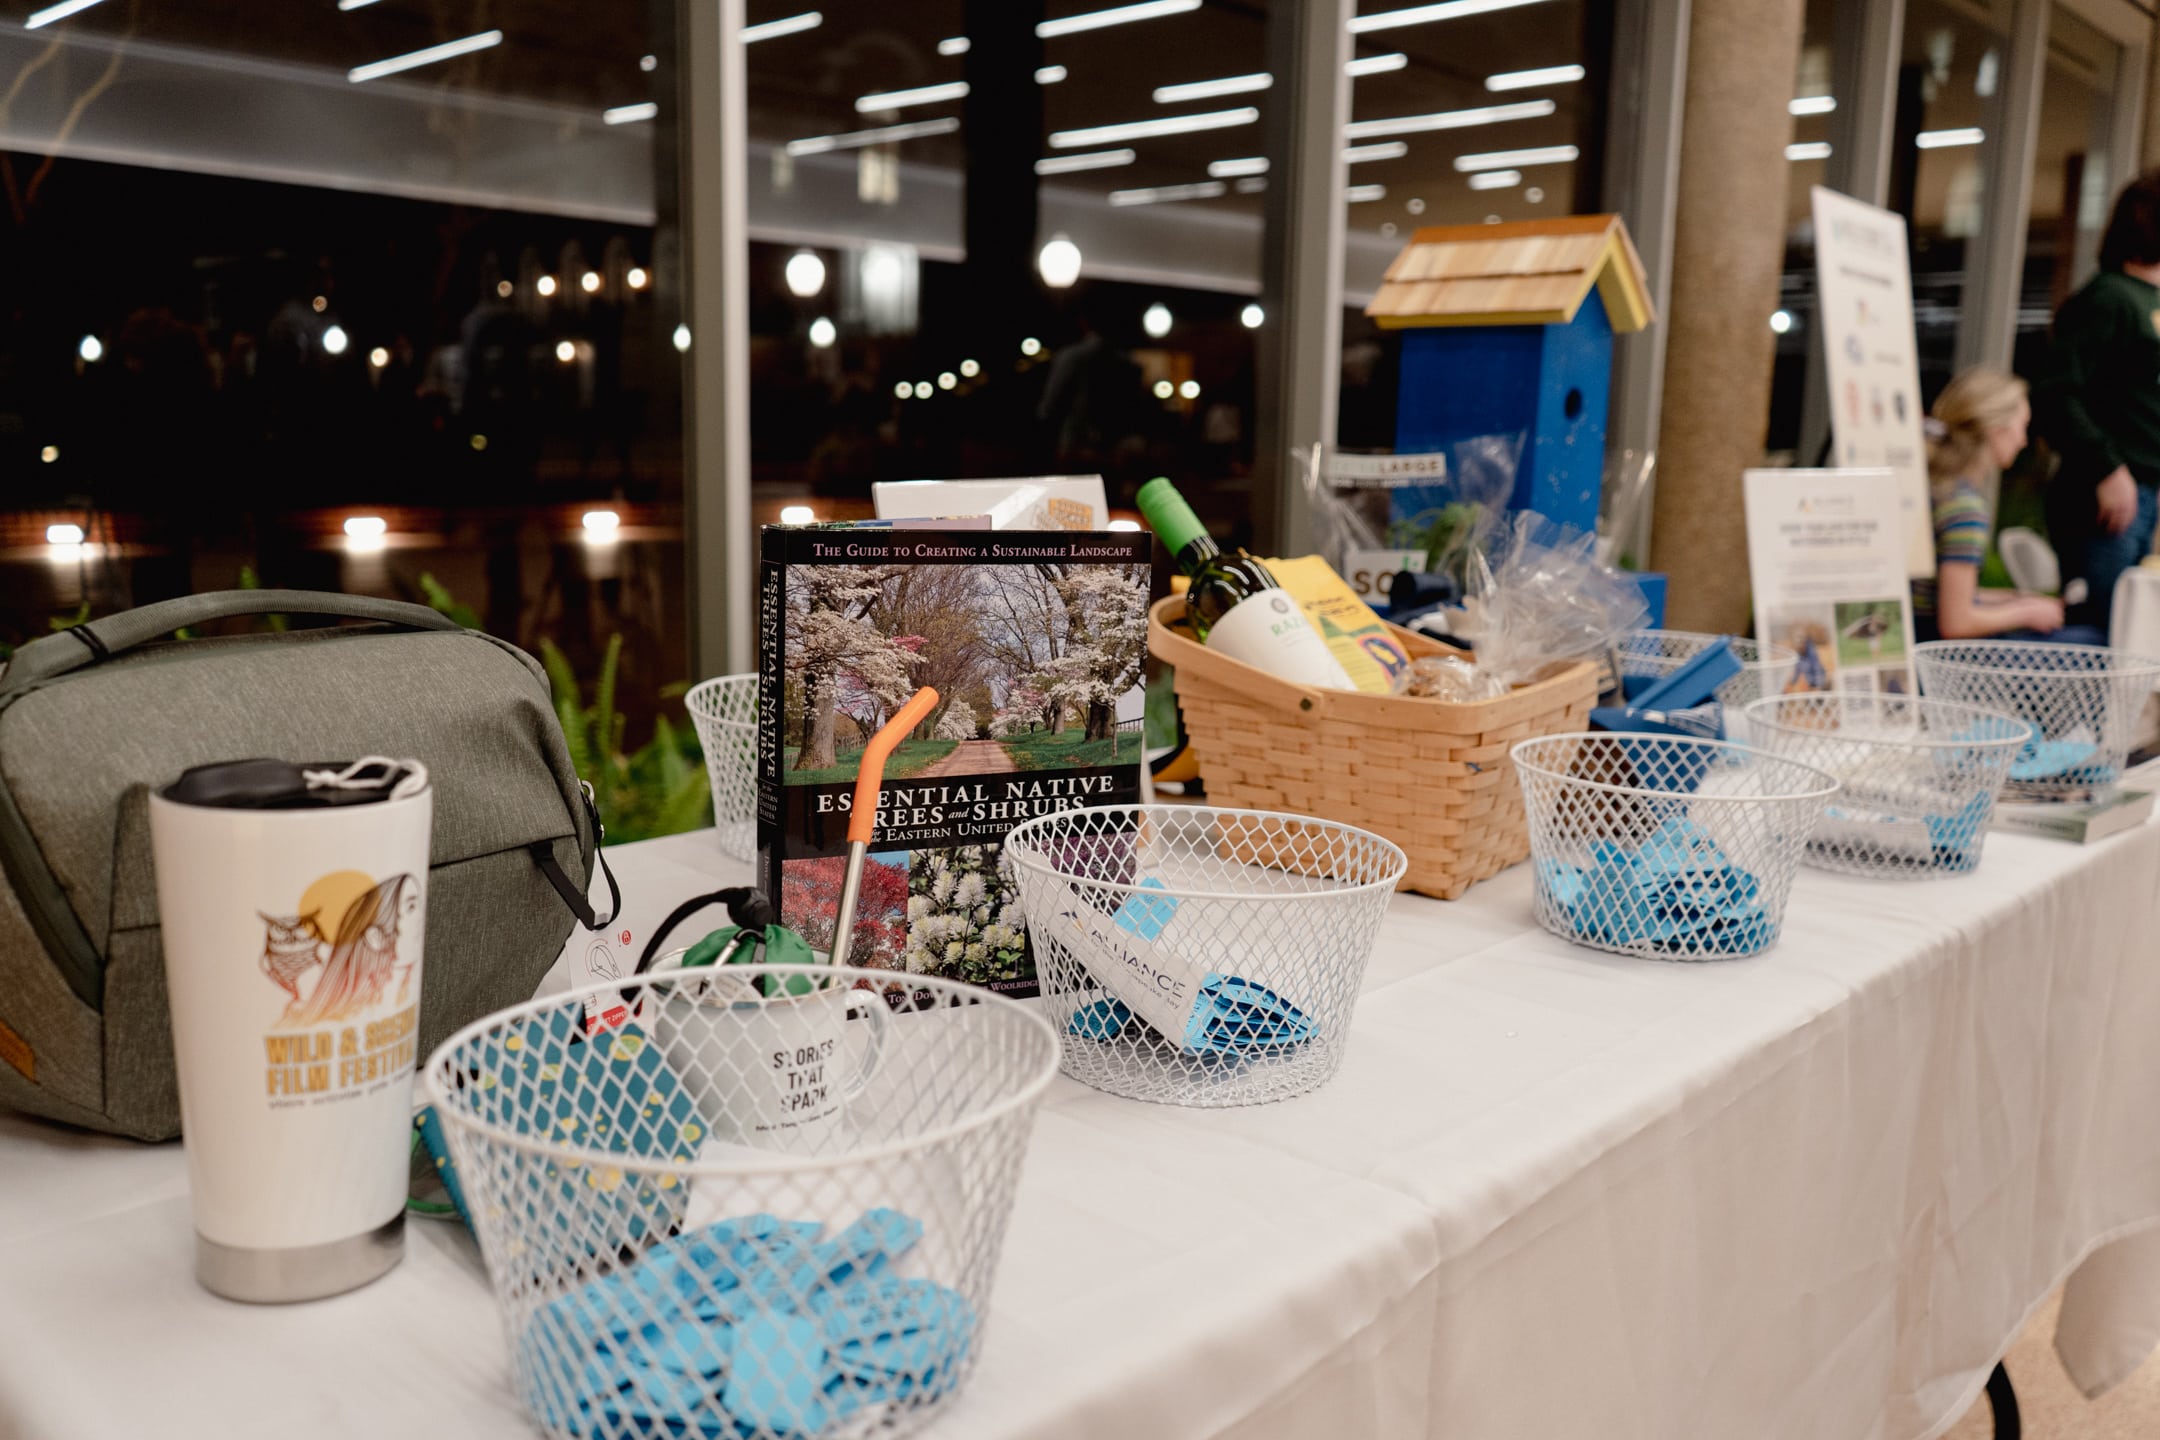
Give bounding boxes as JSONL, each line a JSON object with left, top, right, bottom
{"left": 830, "top": 686, "right": 939, "bottom": 965}
{"left": 847, "top": 687, "right": 940, "bottom": 846}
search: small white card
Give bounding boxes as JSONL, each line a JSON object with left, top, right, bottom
{"left": 873, "top": 476, "right": 1108, "bottom": 530}
{"left": 545, "top": 850, "right": 744, "bottom": 1030}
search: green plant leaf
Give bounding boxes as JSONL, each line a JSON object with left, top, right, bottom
{"left": 238, "top": 565, "right": 290, "bottom": 631}
{"left": 538, "top": 638, "right": 582, "bottom": 712}
{"left": 556, "top": 695, "right": 594, "bottom": 783}
{"left": 595, "top": 634, "right": 623, "bottom": 760}
{"left": 652, "top": 767, "right": 715, "bottom": 838}
{"left": 651, "top": 713, "right": 692, "bottom": 793}
{"left": 417, "top": 572, "right": 483, "bottom": 631}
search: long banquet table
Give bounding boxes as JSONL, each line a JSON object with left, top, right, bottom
{"left": 5, "top": 805, "right": 2160, "bottom": 1439}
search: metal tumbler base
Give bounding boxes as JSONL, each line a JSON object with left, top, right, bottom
{"left": 196, "top": 1211, "right": 404, "bottom": 1303}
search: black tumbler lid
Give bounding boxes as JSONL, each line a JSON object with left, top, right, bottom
{"left": 161, "top": 758, "right": 421, "bottom": 809}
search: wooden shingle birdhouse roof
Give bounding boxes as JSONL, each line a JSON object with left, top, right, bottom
{"left": 1365, "top": 213, "right": 1655, "bottom": 333}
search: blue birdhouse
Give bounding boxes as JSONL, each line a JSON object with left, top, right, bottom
{"left": 1367, "top": 214, "right": 1655, "bottom": 538}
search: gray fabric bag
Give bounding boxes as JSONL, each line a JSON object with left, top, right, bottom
{"left": 0, "top": 590, "right": 610, "bottom": 1140}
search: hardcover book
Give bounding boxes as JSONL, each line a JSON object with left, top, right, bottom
{"left": 758, "top": 525, "right": 1151, "bottom": 998}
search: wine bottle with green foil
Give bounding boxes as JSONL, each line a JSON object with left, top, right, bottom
{"left": 1135, "top": 477, "right": 1355, "bottom": 689}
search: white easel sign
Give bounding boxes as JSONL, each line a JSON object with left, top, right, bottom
{"left": 1811, "top": 185, "right": 1934, "bottom": 579}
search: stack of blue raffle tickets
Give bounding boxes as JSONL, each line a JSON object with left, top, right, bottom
{"left": 527, "top": 1208, "right": 974, "bottom": 1438}
{"left": 1539, "top": 815, "right": 1775, "bottom": 956}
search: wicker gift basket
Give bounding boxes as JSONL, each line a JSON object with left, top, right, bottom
{"left": 1148, "top": 595, "right": 1599, "bottom": 899}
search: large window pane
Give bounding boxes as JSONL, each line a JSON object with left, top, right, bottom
{"left": 1338, "top": 0, "right": 1613, "bottom": 450}
{"left": 741, "top": 2, "right": 1273, "bottom": 541}
{"left": 2015, "top": 3, "right": 2120, "bottom": 376}
{"left": 1769, "top": 0, "right": 1842, "bottom": 457}
{"left": 4, "top": 3, "right": 687, "bottom": 736}
{"left": 1903, "top": 0, "right": 2010, "bottom": 394}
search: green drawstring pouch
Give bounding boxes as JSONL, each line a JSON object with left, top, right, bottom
{"left": 680, "top": 923, "right": 821, "bottom": 997}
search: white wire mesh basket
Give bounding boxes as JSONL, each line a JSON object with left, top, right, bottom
{"left": 1914, "top": 640, "right": 2160, "bottom": 802}
{"left": 424, "top": 966, "right": 1058, "bottom": 1440}
{"left": 1743, "top": 694, "right": 2031, "bottom": 878}
{"left": 686, "top": 674, "right": 758, "bottom": 861}
{"left": 1618, "top": 631, "right": 1801, "bottom": 711}
{"left": 1001, "top": 804, "right": 1405, "bottom": 1108}
{"left": 1512, "top": 733, "right": 1838, "bottom": 960}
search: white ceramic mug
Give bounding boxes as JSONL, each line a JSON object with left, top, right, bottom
{"left": 650, "top": 961, "right": 890, "bottom": 1155}
{"left": 149, "top": 764, "right": 430, "bottom": 1302}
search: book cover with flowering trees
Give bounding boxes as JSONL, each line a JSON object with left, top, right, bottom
{"left": 758, "top": 526, "right": 1150, "bottom": 997}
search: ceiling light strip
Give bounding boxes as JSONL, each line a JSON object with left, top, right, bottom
{"left": 1344, "top": 98, "right": 1553, "bottom": 139}
{"left": 1035, "top": 148, "right": 1138, "bottom": 174}
{"left": 1349, "top": 0, "right": 1552, "bottom": 35}
{"left": 1049, "top": 105, "right": 1260, "bottom": 148}
{"left": 1484, "top": 63, "right": 1584, "bottom": 90}
{"left": 24, "top": 0, "right": 105, "bottom": 29}
{"left": 856, "top": 81, "right": 970, "bottom": 112}
{"left": 1153, "top": 72, "right": 1273, "bottom": 103}
{"left": 1452, "top": 143, "right": 1578, "bottom": 171}
{"left": 1040, "top": 0, "right": 1201, "bottom": 39}
{"left": 348, "top": 30, "right": 503, "bottom": 84}
{"left": 1346, "top": 52, "right": 1409, "bottom": 77}
{"left": 741, "top": 11, "right": 823, "bottom": 43}
{"left": 786, "top": 116, "right": 962, "bottom": 156}
{"left": 1108, "top": 180, "right": 1229, "bottom": 206}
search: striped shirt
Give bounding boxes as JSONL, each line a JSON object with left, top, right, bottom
{"left": 1909, "top": 477, "right": 1991, "bottom": 623}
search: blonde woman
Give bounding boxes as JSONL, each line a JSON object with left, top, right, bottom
{"left": 1914, "top": 369, "right": 2086, "bottom": 643}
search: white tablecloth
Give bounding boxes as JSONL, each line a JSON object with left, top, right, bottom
{"left": 5, "top": 811, "right": 2160, "bottom": 1440}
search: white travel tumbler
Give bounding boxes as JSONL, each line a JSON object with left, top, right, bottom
{"left": 149, "top": 757, "right": 431, "bottom": 1303}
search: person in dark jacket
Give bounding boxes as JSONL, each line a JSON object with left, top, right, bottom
{"left": 2032, "top": 170, "right": 2160, "bottom": 633}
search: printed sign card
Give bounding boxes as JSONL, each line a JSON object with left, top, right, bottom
{"left": 1744, "top": 467, "right": 1918, "bottom": 696}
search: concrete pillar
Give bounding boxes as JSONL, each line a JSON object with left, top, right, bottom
{"left": 1649, "top": 0, "right": 1807, "bottom": 632}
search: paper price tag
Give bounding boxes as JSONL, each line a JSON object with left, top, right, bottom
{"left": 569, "top": 928, "right": 635, "bottom": 1033}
